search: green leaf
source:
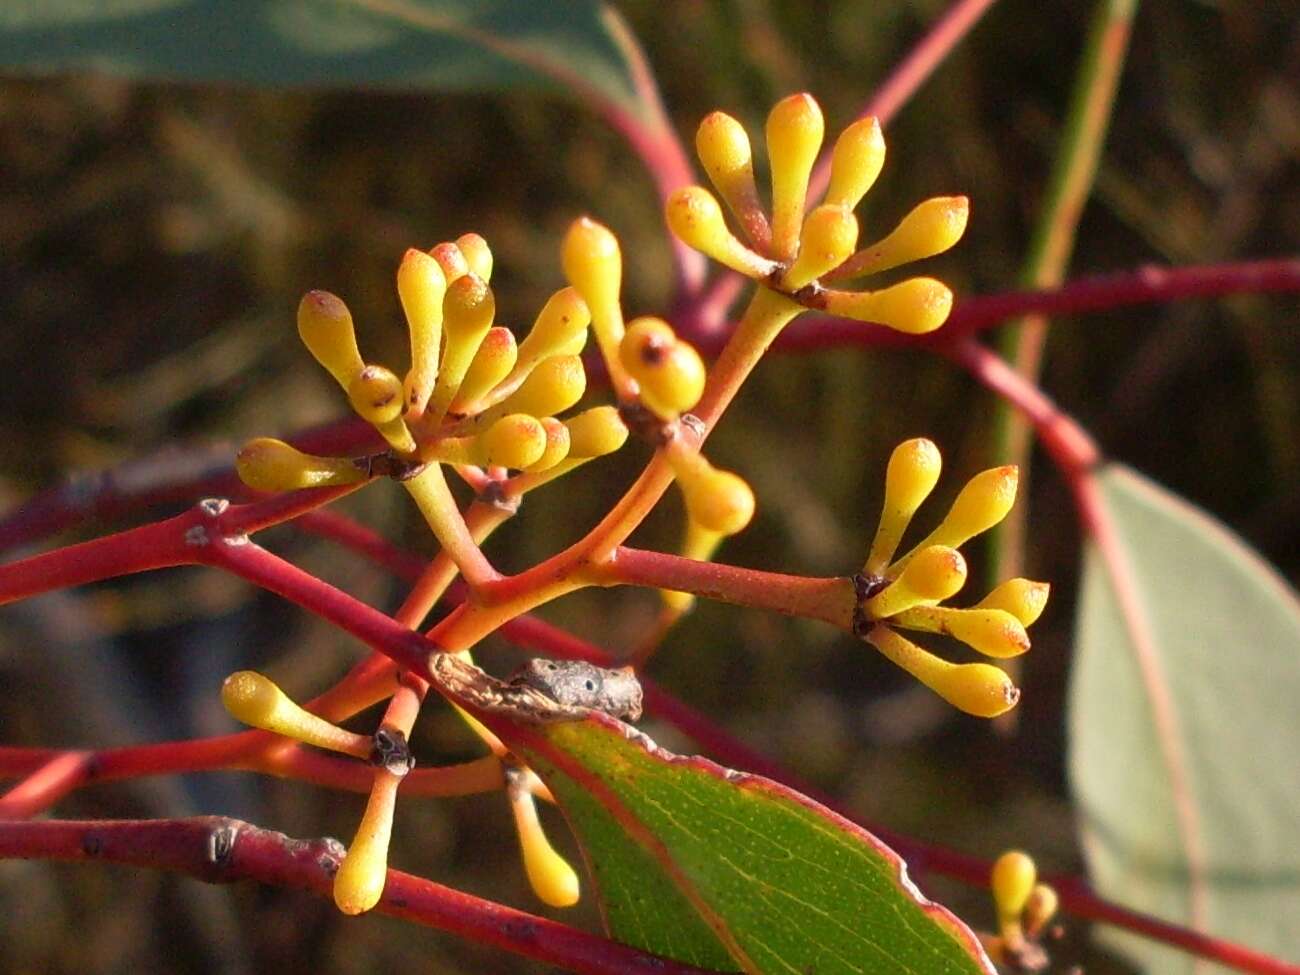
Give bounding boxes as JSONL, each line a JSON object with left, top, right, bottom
{"left": 506, "top": 718, "right": 994, "bottom": 974}
{"left": 1069, "top": 463, "right": 1300, "bottom": 972}
{"left": 0, "top": 0, "right": 649, "bottom": 121}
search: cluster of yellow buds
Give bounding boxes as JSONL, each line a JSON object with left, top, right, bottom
{"left": 981, "top": 850, "right": 1060, "bottom": 970}
{"left": 668, "top": 93, "right": 968, "bottom": 333}
{"left": 561, "top": 217, "right": 759, "bottom": 580}
{"left": 236, "top": 232, "right": 630, "bottom": 541}
{"left": 855, "top": 438, "right": 1049, "bottom": 717}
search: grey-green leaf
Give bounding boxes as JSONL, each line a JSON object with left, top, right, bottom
{"left": 0, "top": 1, "right": 647, "bottom": 120}
{"left": 1070, "top": 463, "right": 1300, "bottom": 972}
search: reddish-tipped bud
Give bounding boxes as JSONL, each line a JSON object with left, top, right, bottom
{"left": 298, "top": 290, "right": 364, "bottom": 390}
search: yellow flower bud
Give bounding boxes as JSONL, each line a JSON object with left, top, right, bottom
{"left": 894, "top": 466, "right": 1018, "bottom": 571}
{"left": 864, "top": 437, "right": 942, "bottom": 575}
{"left": 220, "top": 670, "right": 370, "bottom": 757}
{"left": 481, "top": 355, "right": 586, "bottom": 423}
{"left": 427, "top": 273, "right": 496, "bottom": 422}
{"left": 766, "top": 93, "right": 824, "bottom": 261}
{"left": 297, "top": 290, "right": 364, "bottom": 390}
{"left": 866, "top": 545, "right": 966, "bottom": 618}
{"left": 509, "top": 784, "right": 580, "bottom": 908}
{"left": 866, "top": 625, "right": 1020, "bottom": 718}
{"left": 524, "top": 417, "right": 572, "bottom": 473}
{"left": 564, "top": 406, "right": 628, "bottom": 458}
{"left": 347, "top": 364, "right": 405, "bottom": 426}
{"left": 830, "top": 196, "right": 969, "bottom": 281}
{"left": 824, "top": 116, "right": 885, "bottom": 211}
{"left": 430, "top": 241, "right": 469, "bottom": 284}
{"left": 235, "top": 438, "right": 367, "bottom": 493}
{"left": 783, "top": 204, "right": 859, "bottom": 291}
{"left": 695, "top": 110, "right": 769, "bottom": 248}
{"left": 396, "top": 248, "right": 446, "bottom": 416}
{"left": 991, "top": 850, "right": 1037, "bottom": 942}
{"left": 619, "top": 317, "right": 707, "bottom": 420}
{"left": 455, "top": 232, "right": 493, "bottom": 282}
{"left": 476, "top": 413, "right": 548, "bottom": 470}
{"left": 561, "top": 217, "right": 627, "bottom": 391}
{"left": 670, "top": 451, "right": 756, "bottom": 536}
{"left": 822, "top": 277, "right": 954, "bottom": 334}
{"left": 450, "top": 326, "right": 518, "bottom": 414}
{"left": 666, "top": 186, "right": 778, "bottom": 280}
{"left": 890, "top": 606, "right": 1031, "bottom": 659}
{"left": 334, "top": 773, "right": 400, "bottom": 915}
{"left": 975, "top": 578, "right": 1050, "bottom": 627}
{"left": 514, "top": 287, "right": 591, "bottom": 378}
{"left": 1023, "top": 883, "right": 1059, "bottom": 938}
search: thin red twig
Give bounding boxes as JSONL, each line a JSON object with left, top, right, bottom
{"left": 0, "top": 817, "right": 719, "bottom": 975}
{"left": 772, "top": 258, "right": 1300, "bottom": 354}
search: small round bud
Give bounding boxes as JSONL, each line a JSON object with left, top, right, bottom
{"left": 427, "top": 273, "right": 496, "bottom": 421}
{"left": 430, "top": 241, "right": 469, "bottom": 283}
{"left": 920, "top": 465, "right": 1019, "bottom": 553}
{"left": 455, "top": 232, "right": 493, "bottom": 282}
{"left": 831, "top": 196, "right": 969, "bottom": 280}
{"left": 347, "top": 365, "right": 405, "bottom": 425}
{"left": 975, "top": 578, "right": 1050, "bottom": 627}
{"left": 677, "top": 459, "right": 755, "bottom": 536}
{"left": 666, "top": 186, "right": 777, "bottom": 279}
{"left": 864, "top": 438, "right": 942, "bottom": 575}
{"left": 891, "top": 606, "right": 1030, "bottom": 659}
{"left": 783, "top": 204, "right": 858, "bottom": 290}
{"left": 825, "top": 116, "right": 885, "bottom": 211}
{"left": 867, "top": 545, "right": 966, "bottom": 619}
{"left": 451, "top": 326, "right": 517, "bottom": 413}
{"left": 766, "top": 93, "right": 825, "bottom": 261}
{"left": 397, "top": 248, "right": 446, "bottom": 414}
{"left": 515, "top": 287, "right": 591, "bottom": 374}
{"left": 235, "top": 438, "right": 366, "bottom": 493}
{"left": 991, "top": 850, "right": 1038, "bottom": 929}
{"left": 823, "top": 277, "right": 954, "bottom": 334}
{"left": 696, "top": 110, "right": 769, "bottom": 248}
{"left": 562, "top": 217, "right": 631, "bottom": 394}
{"left": 221, "top": 670, "right": 369, "bottom": 756}
{"left": 488, "top": 355, "right": 586, "bottom": 421}
{"left": 619, "top": 317, "right": 707, "bottom": 419}
{"left": 865, "top": 625, "right": 1020, "bottom": 718}
{"left": 564, "top": 406, "right": 628, "bottom": 458}
{"left": 334, "top": 774, "right": 400, "bottom": 915}
{"left": 562, "top": 216, "right": 622, "bottom": 331}
{"left": 524, "top": 417, "right": 572, "bottom": 472}
{"left": 1023, "top": 883, "right": 1059, "bottom": 938}
{"left": 931, "top": 661, "right": 1020, "bottom": 719}
{"left": 509, "top": 786, "right": 580, "bottom": 908}
{"left": 477, "top": 414, "right": 548, "bottom": 470}
{"left": 298, "top": 290, "right": 364, "bottom": 390}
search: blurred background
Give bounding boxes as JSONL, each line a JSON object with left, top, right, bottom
{"left": 1, "top": 1, "right": 1297, "bottom": 971}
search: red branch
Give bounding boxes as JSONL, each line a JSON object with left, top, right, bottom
{"left": 772, "top": 258, "right": 1300, "bottom": 354}
{"left": 0, "top": 817, "right": 718, "bottom": 975}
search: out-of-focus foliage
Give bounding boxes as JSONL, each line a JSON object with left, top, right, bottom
{"left": 0, "top": 1, "right": 1296, "bottom": 972}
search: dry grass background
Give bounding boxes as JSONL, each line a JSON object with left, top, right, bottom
{"left": 0, "top": 1, "right": 1297, "bottom": 971}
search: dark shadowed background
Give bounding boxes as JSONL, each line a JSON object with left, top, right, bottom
{"left": 1, "top": 1, "right": 1297, "bottom": 972}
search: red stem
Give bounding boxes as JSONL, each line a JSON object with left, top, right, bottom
{"left": 772, "top": 257, "right": 1300, "bottom": 355}
{"left": 806, "top": 0, "right": 1000, "bottom": 202}
{"left": 0, "top": 817, "right": 718, "bottom": 975}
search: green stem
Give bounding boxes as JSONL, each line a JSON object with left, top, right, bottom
{"left": 990, "top": 0, "right": 1137, "bottom": 581}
